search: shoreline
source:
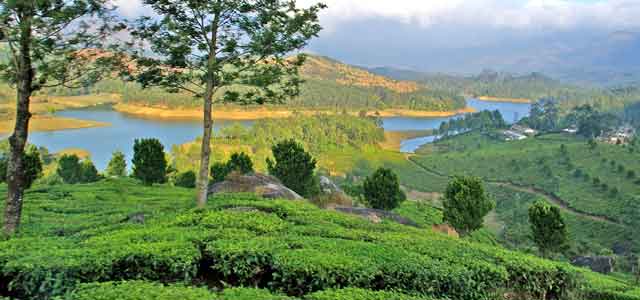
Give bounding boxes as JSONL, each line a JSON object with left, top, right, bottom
{"left": 0, "top": 116, "right": 111, "bottom": 134}
{"left": 113, "top": 103, "right": 477, "bottom": 121}
{"left": 476, "top": 96, "right": 532, "bottom": 104}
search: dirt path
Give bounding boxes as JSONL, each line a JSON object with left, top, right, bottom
{"left": 406, "top": 156, "right": 623, "bottom": 226}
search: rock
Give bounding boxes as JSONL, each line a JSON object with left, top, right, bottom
{"left": 571, "top": 256, "right": 615, "bottom": 274}
{"left": 431, "top": 224, "right": 460, "bottom": 239}
{"left": 209, "top": 173, "right": 303, "bottom": 200}
{"left": 333, "top": 207, "right": 419, "bottom": 227}
{"left": 319, "top": 176, "right": 343, "bottom": 195}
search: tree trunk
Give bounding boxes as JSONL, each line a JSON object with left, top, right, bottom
{"left": 196, "top": 91, "right": 214, "bottom": 208}
{"left": 3, "top": 14, "right": 33, "bottom": 236}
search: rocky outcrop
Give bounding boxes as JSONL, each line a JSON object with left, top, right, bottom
{"left": 571, "top": 256, "right": 615, "bottom": 274}
{"left": 334, "top": 207, "right": 419, "bottom": 227}
{"left": 208, "top": 173, "right": 303, "bottom": 200}
{"left": 319, "top": 176, "right": 343, "bottom": 195}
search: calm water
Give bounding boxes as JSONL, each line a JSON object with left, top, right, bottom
{"left": 393, "top": 98, "right": 530, "bottom": 152}
{"left": 26, "top": 99, "right": 530, "bottom": 170}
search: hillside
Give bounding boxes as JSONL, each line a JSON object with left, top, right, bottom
{"left": 412, "top": 131, "right": 640, "bottom": 267}
{"left": 369, "top": 67, "right": 640, "bottom": 111}
{"left": 15, "top": 55, "right": 465, "bottom": 114}
{"left": 0, "top": 179, "right": 638, "bottom": 300}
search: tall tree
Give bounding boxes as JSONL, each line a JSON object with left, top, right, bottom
{"left": 528, "top": 200, "right": 569, "bottom": 258}
{"left": 128, "top": 0, "right": 325, "bottom": 207}
{"left": 0, "top": 0, "right": 122, "bottom": 235}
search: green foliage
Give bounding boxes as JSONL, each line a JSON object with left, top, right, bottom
{"left": 210, "top": 162, "right": 232, "bottom": 184}
{"left": 0, "top": 179, "right": 625, "bottom": 300}
{"left": 267, "top": 139, "right": 318, "bottom": 197}
{"left": 528, "top": 200, "right": 569, "bottom": 258}
{"left": 227, "top": 152, "right": 254, "bottom": 174}
{"left": 439, "top": 110, "right": 507, "bottom": 135}
{"left": 174, "top": 171, "right": 196, "bottom": 189}
{"left": 362, "top": 168, "right": 406, "bottom": 210}
{"left": 564, "top": 104, "right": 621, "bottom": 138}
{"left": 21, "top": 146, "right": 44, "bottom": 189}
{"left": 106, "top": 151, "right": 127, "bottom": 177}
{"left": 442, "top": 176, "right": 495, "bottom": 236}
{"left": 0, "top": 148, "right": 42, "bottom": 187}
{"left": 132, "top": 139, "right": 167, "bottom": 185}
{"left": 209, "top": 152, "right": 255, "bottom": 184}
{"left": 57, "top": 154, "right": 83, "bottom": 184}
{"left": 521, "top": 98, "right": 559, "bottom": 132}
{"left": 57, "top": 155, "right": 100, "bottom": 184}
{"left": 81, "top": 160, "right": 101, "bottom": 183}
{"left": 415, "top": 131, "right": 640, "bottom": 260}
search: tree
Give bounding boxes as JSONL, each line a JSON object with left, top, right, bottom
{"left": 210, "top": 162, "right": 231, "bottom": 184}
{"left": 0, "top": 156, "right": 6, "bottom": 184}
{"left": 0, "top": 0, "right": 123, "bottom": 235}
{"left": 528, "top": 200, "right": 569, "bottom": 258}
{"left": 526, "top": 98, "right": 559, "bottom": 132}
{"left": 174, "top": 171, "right": 197, "bottom": 189}
{"left": 57, "top": 154, "right": 83, "bottom": 184}
{"left": 106, "top": 151, "right": 127, "bottom": 177}
{"left": 227, "top": 152, "right": 254, "bottom": 174}
{"left": 267, "top": 139, "right": 317, "bottom": 198}
{"left": 363, "top": 168, "right": 406, "bottom": 210}
{"left": 132, "top": 139, "right": 167, "bottom": 185}
{"left": 80, "top": 160, "right": 101, "bottom": 183}
{"left": 21, "top": 146, "right": 42, "bottom": 189}
{"left": 127, "top": 0, "right": 325, "bottom": 208}
{"left": 442, "top": 176, "right": 495, "bottom": 236}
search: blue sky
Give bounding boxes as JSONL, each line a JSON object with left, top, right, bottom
{"left": 116, "top": 0, "right": 640, "bottom": 73}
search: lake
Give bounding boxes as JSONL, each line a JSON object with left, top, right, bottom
{"left": 26, "top": 99, "right": 530, "bottom": 170}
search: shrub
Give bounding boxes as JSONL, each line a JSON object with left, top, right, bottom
{"left": 22, "top": 146, "right": 43, "bottom": 189}
{"left": 57, "top": 154, "right": 83, "bottom": 184}
{"left": 80, "top": 160, "right": 101, "bottom": 183}
{"left": 227, "top": 152, "right": 254, "bottom": 174}
{"left": 627, "top": 170, "right": 636, "bottom": 179}
{"left": 132, "top": 138, "right": 167, "bottom": 185}
{"left": 175, "top": 171, "right": 196, "bottom": 188}
{"left": 267, "top": 139, "right": 318, "bottom": 197}
{"left": 528, "top": 200, "right": 568, "bottom": 258}
{"left": 362, "top": 168, "right": 406, "bottom": 210}
{"left": 210, "top": 162, "right": 231, "bottom": 183}
{"left": 106, "top": 151, "right": 127, "bottom": 177}
{"left": 443, "top": 175, "right": 495, "bottom": 236}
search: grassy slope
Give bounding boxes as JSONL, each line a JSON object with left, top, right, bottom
{"left": 0, "top": 180, "right": 635, "bottom": 300}
{"left": 413, "top": 131, "right": 640, "bottom": 256}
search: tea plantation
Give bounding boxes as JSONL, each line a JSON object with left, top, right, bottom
{"left": 414, "top": 132, "right": 640, "bottom": 256}
{"left": 0, "top": 179, "right": 637, "bottom": 300}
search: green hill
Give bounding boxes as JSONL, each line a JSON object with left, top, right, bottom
{"left": 0, "top": 180, "right": 638, "bottom": 300}
{"left": 411, "top": 131, "right": 640, "bottom": 266}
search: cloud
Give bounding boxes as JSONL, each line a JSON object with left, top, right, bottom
{"left": 296, "top": 0, "right": 640, "bottom": 32}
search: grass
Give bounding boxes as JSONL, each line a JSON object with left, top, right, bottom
{"left": 413, "top": 131, "right": 640, "bottom": 257}
{"left": 0, "top": 179, "right": 635, "bottom": 300}
{"left": 0, "top": 115, "right": 110, "bottom": 133}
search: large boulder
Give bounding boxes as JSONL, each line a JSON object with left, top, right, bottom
{"left": 319, "top": 176, "right": 343, "bottom": 195}
{"left": 334, "top": 207, "right": 419, "bottom": 227}
{"left": 209, "top": 173, "right": 303, "bottom": 200}
{"left": 571, "top": 256, "right": 615, "bottom": 274}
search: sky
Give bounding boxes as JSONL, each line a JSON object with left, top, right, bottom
{"left": 115, "top": 0, "right": 640, "bottom": 75}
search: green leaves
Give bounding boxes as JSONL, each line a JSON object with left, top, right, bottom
{"left": 132, "top": 138, "right": 167, "bottom": 186}
{"left": 363, "top": 168, "right": 406, "bottom": 211}
{"left": 128, "top": 0, "right": 324, "bottom": 106}
{"left": 528, "top": 200, "right": 569, "bottom": 258}
{"left": 442, "top": 175, "right": 495, "bottom": 236}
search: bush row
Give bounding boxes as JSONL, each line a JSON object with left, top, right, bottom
{"left": 69, "top": 281, "right": 435, "bottom": 300}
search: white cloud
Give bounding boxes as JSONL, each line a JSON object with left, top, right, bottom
{"left": 112, "top": 0, "right": 640, "bottom": 33}
{"left": 295, "top": 0, "right": 640, "bottom": 32}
